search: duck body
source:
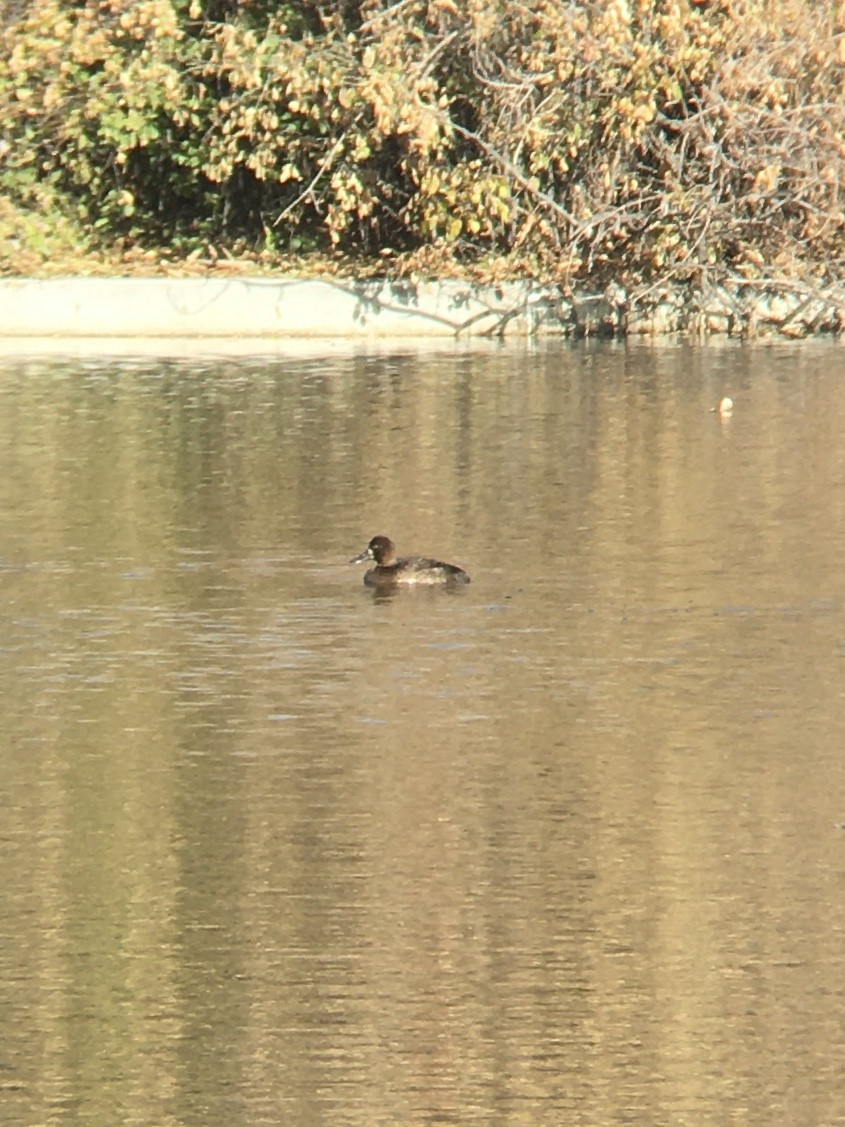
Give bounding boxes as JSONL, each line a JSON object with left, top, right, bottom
{"left": 350, "top": 535, "right": 470, "bottom": 587}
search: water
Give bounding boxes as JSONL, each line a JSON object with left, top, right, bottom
{"left": 1, "top": 339, "right": 844, "bottom": 1125}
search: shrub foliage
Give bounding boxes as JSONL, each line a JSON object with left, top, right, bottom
{"left": 2, "top": 0, "right": 845, "bottom": 286}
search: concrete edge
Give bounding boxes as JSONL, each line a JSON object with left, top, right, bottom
{"left": 0, "top": 275, "right": 842, "bottom": 340}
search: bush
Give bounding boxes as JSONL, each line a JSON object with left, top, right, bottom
{"left": 1, "top": 0, "right": 844, "bottom": 288}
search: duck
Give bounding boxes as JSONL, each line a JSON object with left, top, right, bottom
{"left": 349, "top": 535, "right": 470, "bottom": 587}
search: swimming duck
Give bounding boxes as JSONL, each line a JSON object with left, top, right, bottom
{"left": 349, "top": 535, "right": 470, "bottom": 587}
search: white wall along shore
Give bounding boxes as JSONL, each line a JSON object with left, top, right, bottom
{"left": 0, "top": 275, "right": 840, "bottom": 339}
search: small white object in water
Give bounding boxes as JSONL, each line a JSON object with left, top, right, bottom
{"left": 712, "top": 395, "right": 734, "bottom": 416}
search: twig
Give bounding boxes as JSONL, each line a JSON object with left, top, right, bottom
{"left": 271, "top": 116, "right": 362, "bottom": 226}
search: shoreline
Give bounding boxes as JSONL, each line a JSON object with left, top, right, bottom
{"left": 0, "top": 275, "right": 842, "bottom": 341}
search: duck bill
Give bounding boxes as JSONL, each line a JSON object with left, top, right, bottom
{"left": 349, "top": 549, "right": 371, "bottom": 564}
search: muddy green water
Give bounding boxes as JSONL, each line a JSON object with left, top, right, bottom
{"left": 1, "top": 340, "right": 843, "bottom": 1126}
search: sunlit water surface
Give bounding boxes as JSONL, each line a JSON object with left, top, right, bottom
{"left": 1, "top": 339, "right": 844, "bottom": 1126}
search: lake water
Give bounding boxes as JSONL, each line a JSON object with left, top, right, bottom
{"left": 1, "top": 338, "right": 844, "bottom": 1126}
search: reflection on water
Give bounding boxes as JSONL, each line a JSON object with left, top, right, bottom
{"left": 1, "top": 341, "right": 844, "bottom": 1125}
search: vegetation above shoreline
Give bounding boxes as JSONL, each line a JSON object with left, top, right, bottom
{"left": 2, "top": 0, "right": 845, "bottom": 329}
